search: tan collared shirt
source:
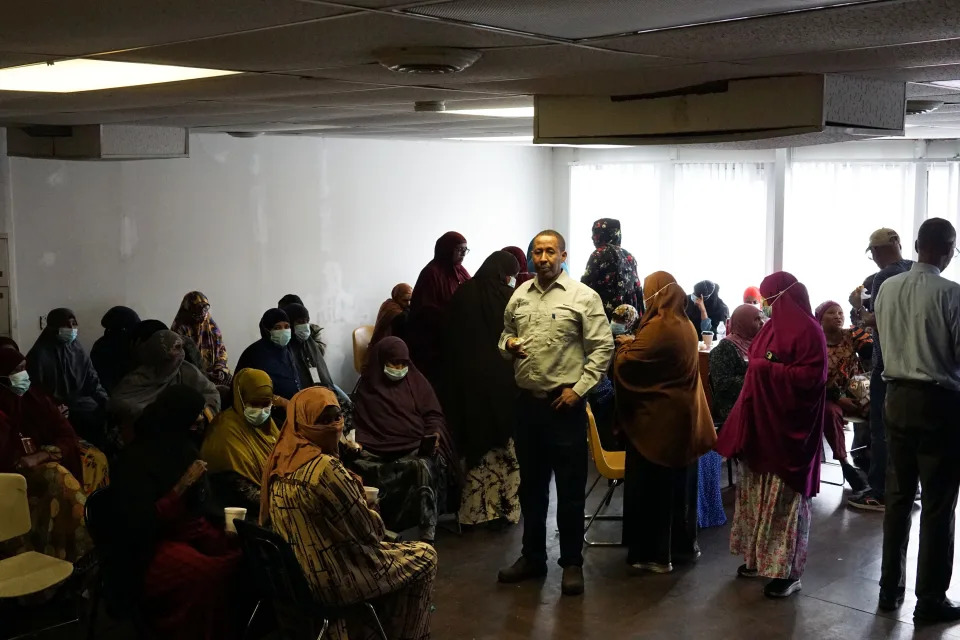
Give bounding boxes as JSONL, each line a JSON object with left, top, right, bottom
{"left": 498, "top": 270, "right": 613, "bottom": 397}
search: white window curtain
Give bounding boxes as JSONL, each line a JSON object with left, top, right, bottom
{"left": 783, "top": 162, "right": 917, "bottom": 310}
{"left": 668, "top": 163, "right": 768, "bottom": 303}
{"left": 926, "top": 163, "right": 960, "bottom": 282}
{"left": 568, "top": 163, "right": 661, "bottom": 280}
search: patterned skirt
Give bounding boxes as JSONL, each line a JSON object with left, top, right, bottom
{"left": 351, "top": 451, "right": 447, "bottom": 536}
{"left": 729, "top": 466, "right": 811, "bottom": 580}
{"left": 458, "top": 439, "right": 521, "bottom": 526}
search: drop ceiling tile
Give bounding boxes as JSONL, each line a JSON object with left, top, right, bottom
{"left": 737, "top": 39, "right": 960, "bottom": 76}
{"left": 592, "top": 0, "right": 960, "bottom": 62}
{"left": 1, "top": 102, "right": 292, "bottom": 126}
{"left": 0, "top": 1, "right": 352, "bottom": 57}
{"left": 459, "top": 62, "right": 752, "bottom": 95}
{"left": 859, "top": 64, "right": 960, "bottom": 82}
{"left": 907, "top": 81, "right": 960, "bottom": 98}
{"left": 297, "top": 0, "right": 446, "bottom": 7}
{"left": 131, "top": 107, "right": 374, "bottom": 128}
{"left": 100, "top": 12, "right": 545, "bottom": 73}
{"left": 0, "top": 53, "right": 54, "bottom": 70}
{"left": 403, "top": 0, "right": 887, "bottom": 41}
{"left": 233, "top": 86, "right": 513, "bottom": 107}
{"left": 298, "top": 44, "right": 684, "bottom": 86}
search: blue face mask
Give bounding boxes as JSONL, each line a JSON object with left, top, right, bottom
{"left": 6, "top": 370, "right": 30, "bottom": 396}
{"left": 270, "top": 328, "right": 292, "bottom": 347}
{"left": 243, "top": 405, "right": 272, "bottom": 426}
{"left": 58, "top": 327, "right": 78, "bottom": 344}
{"left": 611, "top": 322, "right": 627, "bottom": 336}
{"left": 294, "top": 323, "right": 311, "bottom": 342}
{"left": 508, "top": 276, "right": 517, "bottom": 289}
{"left": 384, "top": 366, "right": 408, "bottom": 382}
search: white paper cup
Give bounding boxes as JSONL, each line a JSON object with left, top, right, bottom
{"left": 702, "top": 331, "right": 714, "bottom": 348}
{"left": 363, "top": 486, "right": 380, "bottom": 505}
{"left": 224, "top": 507, "right": 247, "bottom": 534}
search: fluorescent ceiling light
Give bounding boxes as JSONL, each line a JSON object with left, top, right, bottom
{"left": 443, "top": 107, "right": 534, "bottom": 118}
{"left": 445, "top": 135, "right": 533, "bottom": 142}
{"left": 931, "top": 80, "right": 960, "bottom": 90}
{"left": 0, "top": 59, "right": 238, "bottom": 93}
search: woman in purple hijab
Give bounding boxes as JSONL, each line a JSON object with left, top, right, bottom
{"left": 715, "top": 271, "right": 827, "bottom": 599}
{"left": 351, "top": 337, "right": 458, "bottom": 543}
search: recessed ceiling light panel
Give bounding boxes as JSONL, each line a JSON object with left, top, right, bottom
{"left": 0, "top": 59, "right": 238, "bottom": 93}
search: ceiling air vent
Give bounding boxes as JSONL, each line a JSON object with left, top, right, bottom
{"left": 375, "top": 47, "right": 481, "bottom": 74}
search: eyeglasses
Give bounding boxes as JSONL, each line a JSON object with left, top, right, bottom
{"left": 456, "top": 247, "right": 470, "bottom": 256}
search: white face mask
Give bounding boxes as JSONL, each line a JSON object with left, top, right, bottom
{"left": 243, "top": 405, "right": 272, "bottom": 426}
{"left": 270, "top": 328, "right": 292, "bottom": 347}
{"left": 508, "top": 276, "right": 517, "bottom": 289}
{"left": 7, "top": 370, "right": 30, "bottom": 396}
{"left": 294, "top": 323, "right": 311, "bottom": 342}
{"left": 384, "top": 366, "right": 409, "bottom": 381}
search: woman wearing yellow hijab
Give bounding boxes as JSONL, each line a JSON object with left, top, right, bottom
{"left": 201, "top": 368, "right": 279, "bottom": 519}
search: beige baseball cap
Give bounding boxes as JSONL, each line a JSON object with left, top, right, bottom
{"left": 866, "top": 228, "right": 901, "bottom": 251}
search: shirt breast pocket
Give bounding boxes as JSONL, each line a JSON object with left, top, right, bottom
{"left": 514, "top": 311, "right": 531, "bottom": 334}
{"left": 553, "top": 308, "right": 581, "bottom": 340}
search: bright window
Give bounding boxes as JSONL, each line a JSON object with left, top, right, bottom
{"left": 926, "top": 163, "right": 960, "bottom": 282}
{"left": 783, "top": 162, "right": 916, "bottom": 310}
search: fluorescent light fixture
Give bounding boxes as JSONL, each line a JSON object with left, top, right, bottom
{"left": 931, "top": 80, "right": 960, "bottom": 90}
{"left": 0, "top": 59, "right": 238, "bottom": 93}
{"left": 443, "top": 107, "right": 534, "bottom": 118}
{"left": 445, "top": 135, "right": 533, "bottom": 142}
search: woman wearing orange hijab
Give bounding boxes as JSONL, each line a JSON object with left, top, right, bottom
{"left": 262, "top": 387, "right": 437, "bottom": 640}
{"left": 615, "top": 271, "right": 717, "bottom": 574}
{"left": 371, "top": 283, "right": 413, "bottom": 347}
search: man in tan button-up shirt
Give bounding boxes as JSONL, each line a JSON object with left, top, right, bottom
{"left": 496, "top": 230, "right": 613, "bottom": 596}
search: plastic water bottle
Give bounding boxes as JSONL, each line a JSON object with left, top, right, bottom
{"left": 717, "top": 321, "right": 726, "bottom": 341}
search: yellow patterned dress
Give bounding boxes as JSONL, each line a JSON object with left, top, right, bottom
{"left": 268, "top": 454, "right": 438, "bottom": 640}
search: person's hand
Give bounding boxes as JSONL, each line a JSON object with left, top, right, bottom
{"left": 551, "top": 388, "right": 581, "bottom": 411}
{"left": 18, "top": 451, "right": 52, "bottom": 469}
{"left": 506, "top": 338, "right": 529, "bottom": 360}
{"left": 273, "top": 396, "right": 290, "bottom": 410}
{"left": 849, "top": 286, "right": 864, "bottom": 310}
{"left": 695, "top": 295, "right": 708, "bottom": 319}
{"left": 433, "top": 432, "right": 442, "bottom": 454}
{"left": 615, "top": 334, "right": 634, "bottom": 346}
{"left": 837, "top": 397, "right": 860, "bottom": 415}
{"left": 174, "top": 460, "right": 207, "bottom": 495}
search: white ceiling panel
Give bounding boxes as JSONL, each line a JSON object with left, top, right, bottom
{"left": 592, "top": 0, "right": 960, "bottom": 62}
{"left": 0, "top": 53, "right": 55, "bottom": 71}
{"left": 100, "top": 12, "right": 545, "bottom": 72}
{"left": 0, "top": 1, "right": 352, "bottom": 57}
{"left": 907, "top": 82, "right": 960, "bottom": 99}
{"left": 403, "top": 0, "right": 889, "bottom": 41}
{"left": 739, "top": 39, "right": 960, "bottom": 76}
{"left": 859, "top": 64, "right": 960, "bottom": 82}
{"left": 235, "top": 86, "right": 512, "bottom": 108}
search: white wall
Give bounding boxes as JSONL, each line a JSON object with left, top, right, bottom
{"left": 9, "top": 134, "right": 554, "bottom": 386}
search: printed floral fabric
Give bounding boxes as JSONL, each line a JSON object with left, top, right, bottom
{"left": 581, "top": 219, "right": 642, "bottom": 318}
{"left": 458, "top": 440, "right": 521, "bottom": 526}
{"left": 730, "top": 466, "right": 811, "bottom": 579}
{"left": 826, "top": 328, "right": 871, "bottom": 405}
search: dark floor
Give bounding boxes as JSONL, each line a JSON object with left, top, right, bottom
{"left": 17, "top": 460, "right": 960, "bottom": 640}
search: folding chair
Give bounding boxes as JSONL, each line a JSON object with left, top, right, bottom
{"left": 583, "top": 404, "right": 625, "bottom": 547}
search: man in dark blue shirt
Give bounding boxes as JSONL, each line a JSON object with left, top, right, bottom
{"left": 848, "top": 228, "right": 913, "bottom": 511}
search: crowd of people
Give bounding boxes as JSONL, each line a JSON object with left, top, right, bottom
{"left": 4, "top": 216, "right": 960, "bottom": 638}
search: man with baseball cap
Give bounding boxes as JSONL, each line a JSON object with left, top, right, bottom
{"left": 847, "top": 228, "right": 913, "bottom": 511}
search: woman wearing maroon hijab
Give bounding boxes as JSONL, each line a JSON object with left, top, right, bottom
{"left": 502, "top": 246, "right": 534, "bottom": 285}
{"left": 716, "top": 271, "right": 827, "bottom": 599}
{"left": 407, "top": 232, "right": 471, "bottom": 386}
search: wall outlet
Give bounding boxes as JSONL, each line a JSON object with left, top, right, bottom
{"left": 39, "top": 315, "right": 46, "bottom": 330}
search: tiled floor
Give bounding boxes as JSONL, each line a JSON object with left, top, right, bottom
{"left": 429, "top": 463, "right": 960, "bottom": 640}
{"left": 23, "top": 462, "right": 960, "bottom": 640}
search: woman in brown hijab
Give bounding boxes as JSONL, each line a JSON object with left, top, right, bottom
{"left": 615, "top": 271, "right": 716, "bottom": 574}
{"left": 371, "top": 283, "right": 413, "bottom": 346}
{"left": 262, "top": 387, "right": 437, "bottom": 640}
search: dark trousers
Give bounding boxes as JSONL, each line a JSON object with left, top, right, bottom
{"left": 514, "top": 392, "right": 588, "bottom": 568}
{"left": 622, "top": 443, "right": 699, "bottom": 565}
{"left": 881, "top": 381, "right": 960, "bottom": 604}
{"left": 868, "top": 369, "right": 889, "bottom": 497}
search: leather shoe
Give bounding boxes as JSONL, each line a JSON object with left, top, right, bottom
{"left": 498, "top": 556, "right": 547, "bottom": 584}
{"left": 878, "top": 587, "right": 905, "bottom": 611}
{"left": 561, "top": 566, "right": 584, "bottom": 596}
{"left": 914, "top": 598, "right": 960, "bottom": 625}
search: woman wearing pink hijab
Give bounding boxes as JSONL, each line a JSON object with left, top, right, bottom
{"left": 716, "top": 271, "right": 828, "bottom": 599}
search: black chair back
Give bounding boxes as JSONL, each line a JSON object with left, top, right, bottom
{"left": 233, "top": 519, "right": 324, "bottom": 640}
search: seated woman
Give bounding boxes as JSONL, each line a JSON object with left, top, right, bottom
{"left": 816, "top": 300, "right": 872, "bottom": 493}
{"left": 262, "top": 387, "right": 437, "bottom": 640}
{"left": 201, "top": 369, "right": 279, "bottom": 519}
{"left": 743, "top": 286, "right": 764, "bottom": 307}
{"left": 371, "top": 283, "right": 414, "bottom": 347}
{"left": 110, "top": 330, "right": 221, "bottom": 436}
{"left": 91, "top": 306, "right": 141, "bottom": 393}
{"left": 110, "top": 385, "right": 244, "bottom": 640}
{"left": 684, "top": 281, "right": 730, "bottom": 340}
{"left": 589, "top": 303, "right": 641, "bottom": 452}
{"left": 0, "top": 348, "right": 108, "bottom": 562}
{"left": 236, "top": 309, "right": 301, "bottom": 424}
{"left": 351, "top": 337, "right": 458, "bottom": 542}
{"left": 171, "top": 291, "right": 232, "bottom": 386}
{"left": 27, "top": 308, "right": 109, "bottom": 447}
{"left": 132, "top": 319, "right": 206, "bottom": 373}
{"left": 278, "top": 294, "right": 327, "bottom": 354}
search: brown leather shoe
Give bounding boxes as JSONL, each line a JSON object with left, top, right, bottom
{"left": 561, "top": 566, "right": 584, "bottom": 596}
{"left": 497, "top": 556, "right": 547, "bottom": 584}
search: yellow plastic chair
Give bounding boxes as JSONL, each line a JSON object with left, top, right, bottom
{"left": 584, "top": 403, "right": 626, "bottom": 547}
{"left": 352, "top": 325, "right": 375, "bottom": 375}
{"left": 0, "top": 473, "right": 74, "bottom": 598}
